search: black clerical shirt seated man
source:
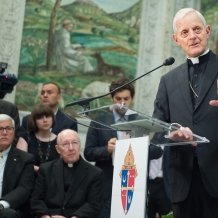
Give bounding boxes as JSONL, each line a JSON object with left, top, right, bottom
{"left": 0, "top": 114, "right": 35, "bottom": 218}
{"left": 31, "top": 129, "right": 104, "bottom": 218}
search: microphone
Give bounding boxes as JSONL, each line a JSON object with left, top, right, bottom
{"left": 163, "top": 57, "right": 175, "bottom": 66}
{"left": 64, "top": 57, "right": 175, "bottom": 109}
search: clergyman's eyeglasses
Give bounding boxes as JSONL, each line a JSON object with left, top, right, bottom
{"left": 59, "top": 141, "right": 80, "bottom": 149}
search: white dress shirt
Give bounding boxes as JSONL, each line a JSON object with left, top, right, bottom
{"left": 0, "top": 146, "right": 11, "bottom": 208}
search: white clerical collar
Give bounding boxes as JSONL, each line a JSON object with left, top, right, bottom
{"left": 187, "top": 48, "right": 209, "bottom": 64}
{"left": 68, "top": 163, "right": 73, "bottom": 168}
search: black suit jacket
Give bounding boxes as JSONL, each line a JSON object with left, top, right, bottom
{"left": 162, "top": 147, "right": 170, "bottom": 199}
{"left": 1, "top": 146, "right": 35, "bottom": 215}
{"left": 0, "top": 99, "right": 20, "bottom": 145}
{"left": 153, "top": 50, "right": 218, "bottom": 202}
{"left": 21, "top": 109, "right": 78, "bottom": 134}
{"left": 31, "top": 157, "right": 103, "bottom": 218}
{"left": 84, "top": 112, "right": 163, "bottom": 199}
{"left": 148, "top": 146, "right": 171, "bottom": 199}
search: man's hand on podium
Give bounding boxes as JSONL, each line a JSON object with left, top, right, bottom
{"left": 209, "top": 100, "right": 218, "bottom": 106}
{"left": 170, "top": 127, "right": 197, "bottom": 146}
{"left": 108, "top": 138, "right": 117, "bottom": 154}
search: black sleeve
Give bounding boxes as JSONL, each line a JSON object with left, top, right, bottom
{"left": 69, "top": 117, "right": 78, "bottom": 132}
{"left": 149, "top": 144, "right": 163, "bottom": 160}
{"left": 84, "top": 121, "right": 111, "bottom": 162}
{"left": 21, "top": 115, "right": 29, "bottom": 133}
{"left": 10, "top": 103, "right": 21, "bottom": 146}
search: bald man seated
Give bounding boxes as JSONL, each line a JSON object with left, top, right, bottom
{"left": 31, "top": 129, "right": 104, "bottom": 218}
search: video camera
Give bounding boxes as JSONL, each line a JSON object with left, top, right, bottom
{"left": 0, "top": 62, "right": 18, "bottom": 94}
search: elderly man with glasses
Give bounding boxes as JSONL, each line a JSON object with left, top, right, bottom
{"left": 31, "top": 129, "right": 104, "bottom": 218}
{"left": 0, "top": 114, "right": 35, "bottom": 218}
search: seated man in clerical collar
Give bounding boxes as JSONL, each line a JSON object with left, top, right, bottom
{"left": 31, "top": 129, "right": 104, "bottom": 218}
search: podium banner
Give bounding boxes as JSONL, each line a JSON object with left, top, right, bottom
{"left": 111, "top": 136, "right": 150, "bottom": 218}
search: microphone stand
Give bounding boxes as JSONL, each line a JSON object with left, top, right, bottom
{"left": 64, "top": 57, "right": 175, "bottom": 216}
{"left": 64, "top": 57, "right": 175, "bottom": 113}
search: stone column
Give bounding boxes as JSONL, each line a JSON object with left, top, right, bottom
{"left": 0, "top": 0, "right": 26, "bottom": 103}
{"left": 134, "top": 0, "right": 200, "bottom": 115}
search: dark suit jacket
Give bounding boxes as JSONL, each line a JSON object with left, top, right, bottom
{"left": 162, "top": 147, "right": 170, "bottom": 199}
{"left": 84, "top": 112, "right": 163, "bottom": 199}
{"left": 153, "top": 50, "right": 218, "bottom": 203}
{"left": 1, "top": 146, "right": 35, "bottom": 215}
{"left": 150, "top": 131, "right": 172, "bottom": 199}
{"left": 0, "top": 99, "right": 20, "bottom": 145}
{"left": 31, "top": 156, "right": 104, "bottom": 218}
{"left": 21, "top": 109, "right": 78, "bottom": 134}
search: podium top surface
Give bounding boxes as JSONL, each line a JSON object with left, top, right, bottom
{"left": 76, "top": 104, "right": 209, "bottom": 146}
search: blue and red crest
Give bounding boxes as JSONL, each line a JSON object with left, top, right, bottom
{"left": 120, "top": 145, "right": 138, "bottom": 214}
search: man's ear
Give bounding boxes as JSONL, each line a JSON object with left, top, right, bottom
{"left": 172, "top": 34, "right": 180, "bottom": 46}
{"left": 206, "top": 25, "right": 211, "bottom": 38}
{"left": 55, "top": 145, "right": 61, "bottom": 154}
{"left": 132, "top": 95, "right": 135, "bottom": 101}
{"left": 57, "top": 94, "right": 62, "bottom": 103}
{"left": 110, "top": 94, "right": 113, "bottom": 102}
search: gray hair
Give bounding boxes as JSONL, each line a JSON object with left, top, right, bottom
{"left": 0, "top": 114, "right": 15, "bottom": 128}
{"left": 173, "top": 8, "right": 207, "bottom": 33}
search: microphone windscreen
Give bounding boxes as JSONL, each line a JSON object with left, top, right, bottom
{"left": 163, "top": 57, "right": 175, "bottom": 66}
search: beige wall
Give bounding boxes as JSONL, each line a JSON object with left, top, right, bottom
{"left": 0, "top": 0, "right": 26, "bottom": 103}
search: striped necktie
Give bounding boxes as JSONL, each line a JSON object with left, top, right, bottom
{"left": 149, "top": 158, "right": 161, "bottom": 179}
{"left": 119, "top": 118, "right": 130, "bottom": 139}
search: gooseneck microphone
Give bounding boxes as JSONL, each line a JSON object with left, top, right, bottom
{"left": 64, "top": 57, "right": 175, "bottom": 110}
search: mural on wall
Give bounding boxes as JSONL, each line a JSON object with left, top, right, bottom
{"left": 201, "top": 0, "right": 218, "bottom": 54}
{"left": 16, "top": 0, "right": 142, "bottom": 114}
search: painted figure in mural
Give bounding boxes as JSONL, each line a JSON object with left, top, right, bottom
{"left": 90, "top": 52, "right": 126, "bottom": 77}
{"left": 153, "top": 8, "right": 218, "bottom": 218}
{"left": 81, "top": 81, "right": 111, "bottom": 108}
{"left": 54, "top": 19, "right": 93, "bottom": 73}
